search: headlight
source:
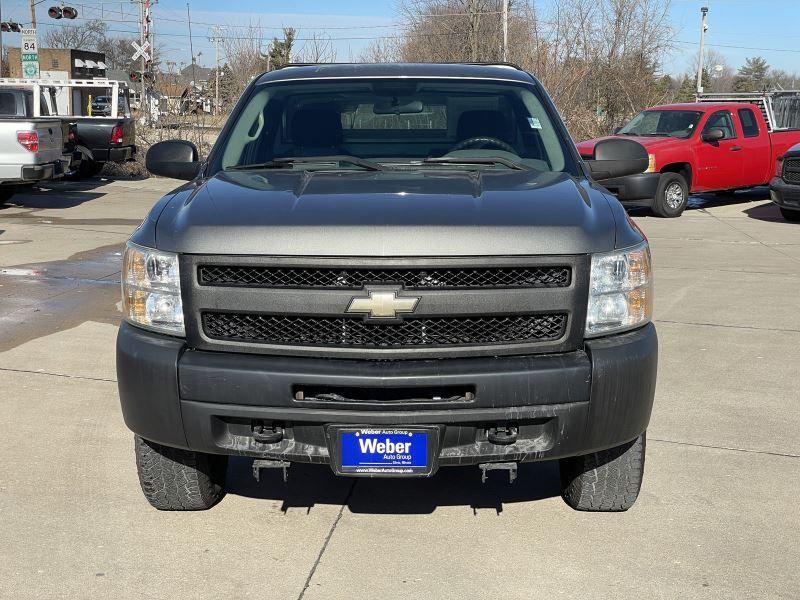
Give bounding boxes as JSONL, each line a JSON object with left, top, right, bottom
{"left": 122, "top": 241, "right": 185, "bottom": 336}
{"left": 586, "top": 241, "right": 653, "bottom": 337}
{"left": 644, "top": 154, "right": 656, "bottom": 173}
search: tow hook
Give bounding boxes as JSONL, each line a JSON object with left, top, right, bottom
{"left": 487, "top": 425, "right": 518, "bottom": 445}
{"left": 252, "top": 459, "right": 290, "bottom": 482}
{"left": 252, "top": 422, "right": 284, "bottom": 444}
{"left": 479, "top": 462, "right": 518, "bottom": 484}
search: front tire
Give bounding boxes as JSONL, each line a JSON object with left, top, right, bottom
{"left": 134, "top": 435, "right": 228, "bottom": 511}
{"left": 652, "top": 173, "right": 688, "bottom": 218}
{"left": 559, "top": 432, "right": 646, "bottom": 512}
{"left": 780, "top": 207, "right": 800, "bottom": 222}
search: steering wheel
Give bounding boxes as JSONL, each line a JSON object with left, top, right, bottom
{"left": 450, "top": 136, "right": 517, "bottom": 154}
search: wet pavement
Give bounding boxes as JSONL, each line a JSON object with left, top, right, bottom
{"left": 0, "top": 180, "right": 799, "bottom": 599}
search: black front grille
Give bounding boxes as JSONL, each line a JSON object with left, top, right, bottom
{"left": 198, "top": 265, "right": 571, "bottom": 289}
{"left": 203, "top": 312, "right": 567, "bottom": 348}
{"left": 784, "top": 158, "right": 800, "bottom": 184}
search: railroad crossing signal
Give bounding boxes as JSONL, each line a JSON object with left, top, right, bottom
{"left": 131, "top": 41, "right": 151, "bottom": 63}
{"left": 0, "top": 21, "right": 22, "bottom": 32}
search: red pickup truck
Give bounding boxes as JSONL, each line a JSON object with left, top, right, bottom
{"left": 577, "top": 102, "right": 800, "bottom": 217}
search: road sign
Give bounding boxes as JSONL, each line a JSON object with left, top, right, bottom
{"left": 131, "top": 41, "right": 151, "bottom": 62}
{"left": 21, "top": 28, "right": 39, "bottom": 78}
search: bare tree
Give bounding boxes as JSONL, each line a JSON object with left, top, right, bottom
{"left": 376, "top": 0, "right": 674, "bottom": 139}
{"left": 296, "top": 32, "right": 337, "bottom": 63}
{"left": 43, "top": 19, "right": 109, "bottom": 50}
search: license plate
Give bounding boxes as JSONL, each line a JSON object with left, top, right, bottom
{"left": 335, "top": 427, "right": 433, "bottom": 476}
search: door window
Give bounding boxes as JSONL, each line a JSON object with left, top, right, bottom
{"left": 737, "top": 109, "right": 760, "bottom": 137}
{"left": 703, "top": 111, "right": 736, "bottom": 139}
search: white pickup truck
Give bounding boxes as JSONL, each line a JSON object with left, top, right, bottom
{"left": 0, "top": 88, "right": 76, "bottom": 206}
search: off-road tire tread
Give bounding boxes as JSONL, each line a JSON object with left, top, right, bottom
{"left": 134, "top": 435, "right": 227, "bottom": 511}
{"left": 780, "top": 207, "right": 800, "bottom": 222}
{"left": 560, "top": 432, "right": 646, "bottom": 512}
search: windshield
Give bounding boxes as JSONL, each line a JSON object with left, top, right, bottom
{"left": 216, "top": 78, "right": 577, "bottom": 174}
{"left": 618, "top": 110, "right": 702, "bottom": 139}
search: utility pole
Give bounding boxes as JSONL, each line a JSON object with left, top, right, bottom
{"left": 1, "top": 1, "right": 4, "bottom": 78}
{"left": 696, "top": 6, "right": 709, "bottom": 96}
{"left": 28, "top": 0, "right": 35, "bottom": 28}
{"left": 187, "top": 3, "right": 196, "bottom": 90}
{"left": 501, "top": 0, "right": 508, "bottom": 62}
{"left": 209, "top": 26, "right": 224, "bottom": 115}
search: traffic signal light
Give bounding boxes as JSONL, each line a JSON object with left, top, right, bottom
{"left": 130, "top": 71, "right": 141, "bottom": 82}
{"left": 0, "top": 21, "right": 22, "bottom": 33}
{"left": 48, "top": 6, "right": 78, "bottom": 19}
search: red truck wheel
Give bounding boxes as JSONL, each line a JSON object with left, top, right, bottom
{"left": 653, "top": 173, "right": 688, "bottom": 218}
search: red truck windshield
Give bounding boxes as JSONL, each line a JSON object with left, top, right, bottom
{"left": 618, "top": 110, "right": 703, "bottom": 139}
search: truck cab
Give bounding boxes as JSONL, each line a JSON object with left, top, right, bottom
{"left": 577, "top": 101, "right": 800, "bottom": 217}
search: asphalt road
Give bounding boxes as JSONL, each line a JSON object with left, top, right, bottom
{"left": 1, "top": 179, "right": 798, "bottom": 599}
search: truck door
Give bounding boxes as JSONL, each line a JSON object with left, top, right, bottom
{"left": 735, "top": 107, "right": 771, "bottom": 188}
{"left": 695, "top": 110, "right": 741, "bottom": 191}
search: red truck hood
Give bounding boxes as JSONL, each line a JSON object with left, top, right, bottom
{"left": 576, "top": 135, "right": 682, "bottom": 157}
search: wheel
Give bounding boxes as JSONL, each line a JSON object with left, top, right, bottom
{"left": 780, "top": 207, "right": 800, "bottom": 222}
{"left": 76, "top": 159, "right": 104, "bottom": 179}
{"left": 134, "top": 435, "right": 228, "bottom": 511}
{"left": 0, "top": 186, "right": 16, "bottom": 206}
{"left": 559, "top": 432, "right": 646, "bottom": 512}
{"left": 652, "top": 173, "right": 688, "bottom": 217}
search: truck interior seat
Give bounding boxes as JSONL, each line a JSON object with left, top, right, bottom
{"left": 291, "top": 109, "right": 343, "bottom": 155}
{"left": 457, "top": 110, "right": 513, "bottom": 142}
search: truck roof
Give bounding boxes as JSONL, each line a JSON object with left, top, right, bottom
{"left": 648, "top": 102, "right": 758, "bottom": 112}
{"left": 255, "top": 62, "right": 536, "bottom": 85}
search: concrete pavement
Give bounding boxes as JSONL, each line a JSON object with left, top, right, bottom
{"left": 0, "top": 179, "right": 798, "bottom": 599}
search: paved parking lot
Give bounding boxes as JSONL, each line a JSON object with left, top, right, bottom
{"left": 1, "top": 179, "right": 798, "bottom": 599}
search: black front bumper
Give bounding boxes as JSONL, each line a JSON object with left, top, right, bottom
{"left": 770, "top": 177, "right": 800, "bottom": 211}
{"left": 117, "top": 322, "right": 658, "bottom": 470}
{"left": 599, "top": 172, "right": 661, "bottom": 206}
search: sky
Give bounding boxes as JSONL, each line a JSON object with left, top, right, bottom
{"left": 1, "top": 0, "right": 799, "bottom": 76}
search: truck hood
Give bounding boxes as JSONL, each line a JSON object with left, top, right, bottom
{"left": 154, "top": 169, "right": 617, "bottom": 256}
{"left": 577, "top": 135, "right": 683, "bottom": 156}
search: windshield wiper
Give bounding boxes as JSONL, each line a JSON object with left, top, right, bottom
{"left": 226, "top": 155, "right": 384, "bottom": 172}
{"left": 421, "top": 156, "right": 529, "bottom": 171}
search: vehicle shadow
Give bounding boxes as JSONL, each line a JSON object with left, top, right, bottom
{"left": 0, "top": 187, "right": 106, "bottom": 210}
{"left": 742, "top": 202, "right": 786, "bottom": 223}
{"left": 225, "top": 456, "right": 561, "bottom": 515}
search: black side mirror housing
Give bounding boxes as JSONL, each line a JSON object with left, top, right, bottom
{"left": 585, "top": 138, "right": 649, "bottom": 181}
{"left": 612, "top": 126, "right": 623, "bottom": 135}
{"left": 146, "top": 140, "right": 201, "bottom": 180}
{"left": 701, "top": 128, "right": 725, "bottom": 143}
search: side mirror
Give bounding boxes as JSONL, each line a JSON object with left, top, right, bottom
{"left": 585, "top": 138, "right": 649, "bottom": 181}
{"left": 612, "top": 126, "right": 623, "bottom": 135}
{"left": 146, "top": 140, "right": 201, "bottom": 180}
{"left": 701, "top": 128, "right": 725, "bottom": 143}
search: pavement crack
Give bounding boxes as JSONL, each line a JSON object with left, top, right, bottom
{"left": 0, "top": 366, "right": 117, "bottom": 383}
{"left": 650, "top": 437, "right": 799, "bottom": 459}
{"left": 654, "top": 319, "right": 800, "bottom": 334}
{"left": 297, "top": 480, "right": 357, "bottom": 600}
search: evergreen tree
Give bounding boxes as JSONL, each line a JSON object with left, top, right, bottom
{"left": 267, "top": 28, "right": 296, "bottom": 70}
{"left": 734, "top": 57, "right": 770, "bottom": 92}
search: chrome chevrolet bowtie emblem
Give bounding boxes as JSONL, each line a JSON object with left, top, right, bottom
{"left": 346, "top": 289, "right": 420, "bottom": 319}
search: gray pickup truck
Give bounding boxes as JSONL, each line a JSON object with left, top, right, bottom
{"left": 118, "top": 63, "right": 658, "bottom": 512}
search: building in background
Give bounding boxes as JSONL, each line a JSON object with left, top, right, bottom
{"left": 7, "top": 48, "right": 109, "bottom": 115}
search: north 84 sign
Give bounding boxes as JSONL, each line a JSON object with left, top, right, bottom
{"left": 21, "top": 29, "right": 39, "bottom": 78}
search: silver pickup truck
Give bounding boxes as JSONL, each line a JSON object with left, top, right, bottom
{"left": 0, "top": 88, "right": 73, "bottom": 205}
